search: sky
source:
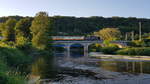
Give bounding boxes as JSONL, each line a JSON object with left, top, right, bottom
{"left": 0, "top": 0, "right": 150, "bottom": 18}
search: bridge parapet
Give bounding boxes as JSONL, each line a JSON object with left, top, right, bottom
{"left": 52, "top": 40, "right": 103, "bottom": 43}
{"left": 52, "top": 40, "right": 129, "bottom": 46}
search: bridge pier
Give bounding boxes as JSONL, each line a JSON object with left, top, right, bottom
{"left": 84, "top": 44, "right": 89, "bottom": 57}
{"left": 65, "top": 43, "right": 89, "bottom": 58}
{"left": 66, "top": 45, "right": 71, "bottom": 59}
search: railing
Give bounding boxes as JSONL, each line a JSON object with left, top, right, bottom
{"left": 53, "top": 40, "right": 129, "bottom": 42}
{"left": 53, "top": 40, "right": 103, "bottom": 43}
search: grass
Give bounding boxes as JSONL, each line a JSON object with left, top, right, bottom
{"left": 0, "top": 42, "right": 31, "bottom": 84}
{"left": 0, "top": 59, "right": 27, "bottom": 84}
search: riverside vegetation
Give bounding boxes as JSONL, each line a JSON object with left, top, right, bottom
{"left": 90, "top": 40, "right": 150, "bottom": 56}
{"left": 0, "top": 12, "right": 54, "bottom": 84}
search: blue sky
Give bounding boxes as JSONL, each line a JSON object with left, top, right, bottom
{"left": 0, "top": 0, "right": 150, "bottom": 18}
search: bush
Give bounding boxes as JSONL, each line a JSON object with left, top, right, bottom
{"left": 101, "top": 45, "right": 120, "bottom": 54}
{"left": 16, "top": 42, "right": 34, "bottom": 55}
{"left": 0, "top": 60, "right": 26, "bottom": 84}
{"left": 0, "top": 41, "right": 15, "bottom": 48}
{"left": 0, "top": 47, "right": 32, "bottom": 67}
{"left": 89, "top": 43, "right": 102, "bottom": 52}
{"left": 0, "top": 46, "right": 33, "bottom": 74}
{"left": 127, "top": 40, "right": 146, "bottom": 47}
{"left": 0, "top": 45, "right": 31, "bottom": 84}
{"left": 116, "top": 47, "right": 150, "bottom": 56}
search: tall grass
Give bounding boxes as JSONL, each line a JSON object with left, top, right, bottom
{"left": 0, "top": 59, "right": 27, "bottom": 84}
{"left": 0, "top": 45, "right": 31, "bottom": 84}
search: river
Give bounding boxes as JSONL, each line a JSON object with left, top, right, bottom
{"left": 29, "top": 51, "right": 150, "bottom": 84}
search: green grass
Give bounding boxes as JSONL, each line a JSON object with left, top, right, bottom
{"left": 0, "top": 44, "right": 31, "bottom": 84}
{"left": 0, "top": 59, "right": 27, "bottom": 84}
{"left": 0, "top": 47, "right": 32, "bottom": 67}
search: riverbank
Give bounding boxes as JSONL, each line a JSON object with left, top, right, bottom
{"left": 0, "top": 43, "right": 54, "bottom": 84}
{"left": 89, "top": 52, "right": 150, "bottom": 61}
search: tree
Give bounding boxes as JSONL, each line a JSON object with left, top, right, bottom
{"left": 15, "top": 18, "right": 32, "bottom": 46}
{"left": 30, "top": 12, "right": 53, "bottom": 50}
{"left": 2, "top": 18, "right": 17, "bottom": 41}
{"left": 94, "top": 28, "right": 121, "bottom": 41}
{"left": 0, "top": 23, "right": 5, "bottom": 36}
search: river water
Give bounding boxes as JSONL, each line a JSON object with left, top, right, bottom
{"left": 30, "top": 52, "right": 150, "bottom": 84}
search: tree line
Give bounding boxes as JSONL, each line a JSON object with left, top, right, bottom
{"left": 0, "top": 12, "right": 53, "bottom": 50}
{"left": 0, "top": 14, "right": 150, "bottom": 40}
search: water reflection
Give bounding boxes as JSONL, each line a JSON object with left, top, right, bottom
{"left": 31, "top": 55, "right": 58, "bottom": 79}
{"left": 70, "top": 44, "right": 84, "bottom": 58}
{"left": 98, "top": 61, "right": 150, "bottom": 74}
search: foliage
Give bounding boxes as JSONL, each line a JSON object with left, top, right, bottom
{"left": 143, "top": 38, "right": 150, "bottom": 47}
{"left": 88, "top": 43, "right": 102, "bottom": 52}
{"left": 0, "top": 16, "right": 23, "bottom": 23}
{"left": 101, "top": 45, "right": 120, "bottom": 54}
{"left": 0, "top": 12, "right": 54, "bottom": 83}
{"left": 94, "top": 28, "right": 121, "bottom": 41}
{"left": 116, "top": 47, "right": 150, "bottom": 56}
{"left": 127, "top": 40, "right": 146, "bottom": 47}
{"left": 142, "top": 33, "right": 150, "bottom": 39}
{"left": 30, "top": 12, "right": 53, "bottom": 50}
{"left": 1, "top": 19, "right": 17, "bottom": 41}
{"left": 15, "top": 18, "right": 32, "bottom": 46}
{"left": 103, "top": 40, "right": 110, "bottom": 46}
{"left": 0, "top": 41, "right": 15, "bottom": 48}
{"left": 0, "top": 47, "right": 32, "bottom": 68}
{"left": 0, "top": 52, "right": 27, "bottom": 84}
{"left": 51, "top": 16, "right": 150, "bottom": 36}
{"left": 16, "top": 36, "right": 28, "bottom": 46}
{"left": 0, "top": 23, "right": 5, "bottom": 36}
{"left": 0, "top": 16, "right": 150, "bottom": 37}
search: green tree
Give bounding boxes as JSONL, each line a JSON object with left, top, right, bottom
{"left": 0, "top": 23, "right": 5, "bottom": 36}
{"left": 94, "top": 28, "right": 121, "bottom": 41}
{"left": 2, "top": 19, "right": 17, "bottom": 41}
{"left": 30, "top": 12, "right": 53, "bottom": 50}
{"left": 15, "top": 18, "right": 32, "bottom": 46}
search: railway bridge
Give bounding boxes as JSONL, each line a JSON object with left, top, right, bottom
{"left": 52, "top": 40, "right": 128, "bottom": 58}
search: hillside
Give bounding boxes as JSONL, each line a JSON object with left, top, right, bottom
{"left": 0, "top": 16, "right": 150, "bottom": 36}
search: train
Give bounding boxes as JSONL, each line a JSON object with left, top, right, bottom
{"left": 52, "top": 36, "right": 101, "bottom": 41}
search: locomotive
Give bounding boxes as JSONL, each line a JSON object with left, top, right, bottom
{"left": 52, "top": 36, "right": 100, "bottom": 41}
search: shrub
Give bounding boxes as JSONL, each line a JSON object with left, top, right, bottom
{"left": 116, "top": 47, "right": 150, "bottom": 56}
{"left": 101, "top": 45, "right": 120, "bottom": 54}
{"left": 89, "top": 43, "right": 102, "bottom": 52}
{"left": 0, "top": 47, "right": 32, "bottom": 67}
{"left": 127, "top": 40, "right": 146, "bottom": 47}
{"left": 0, "top": 60, "right": 27, "bottom": 84}
{"left": 0, "top": 41, "right": 15, "bottom": 48}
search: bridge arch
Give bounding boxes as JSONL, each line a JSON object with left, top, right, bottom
{"left": 52, "top": 43, "right": 66, "bottom": 53}
{"left": 70, "top": 43, "right": 84, "bottom": 58}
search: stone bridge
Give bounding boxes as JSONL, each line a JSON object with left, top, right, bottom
{"left": 52, "top": 40, "right": 128, "bottom": 57}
